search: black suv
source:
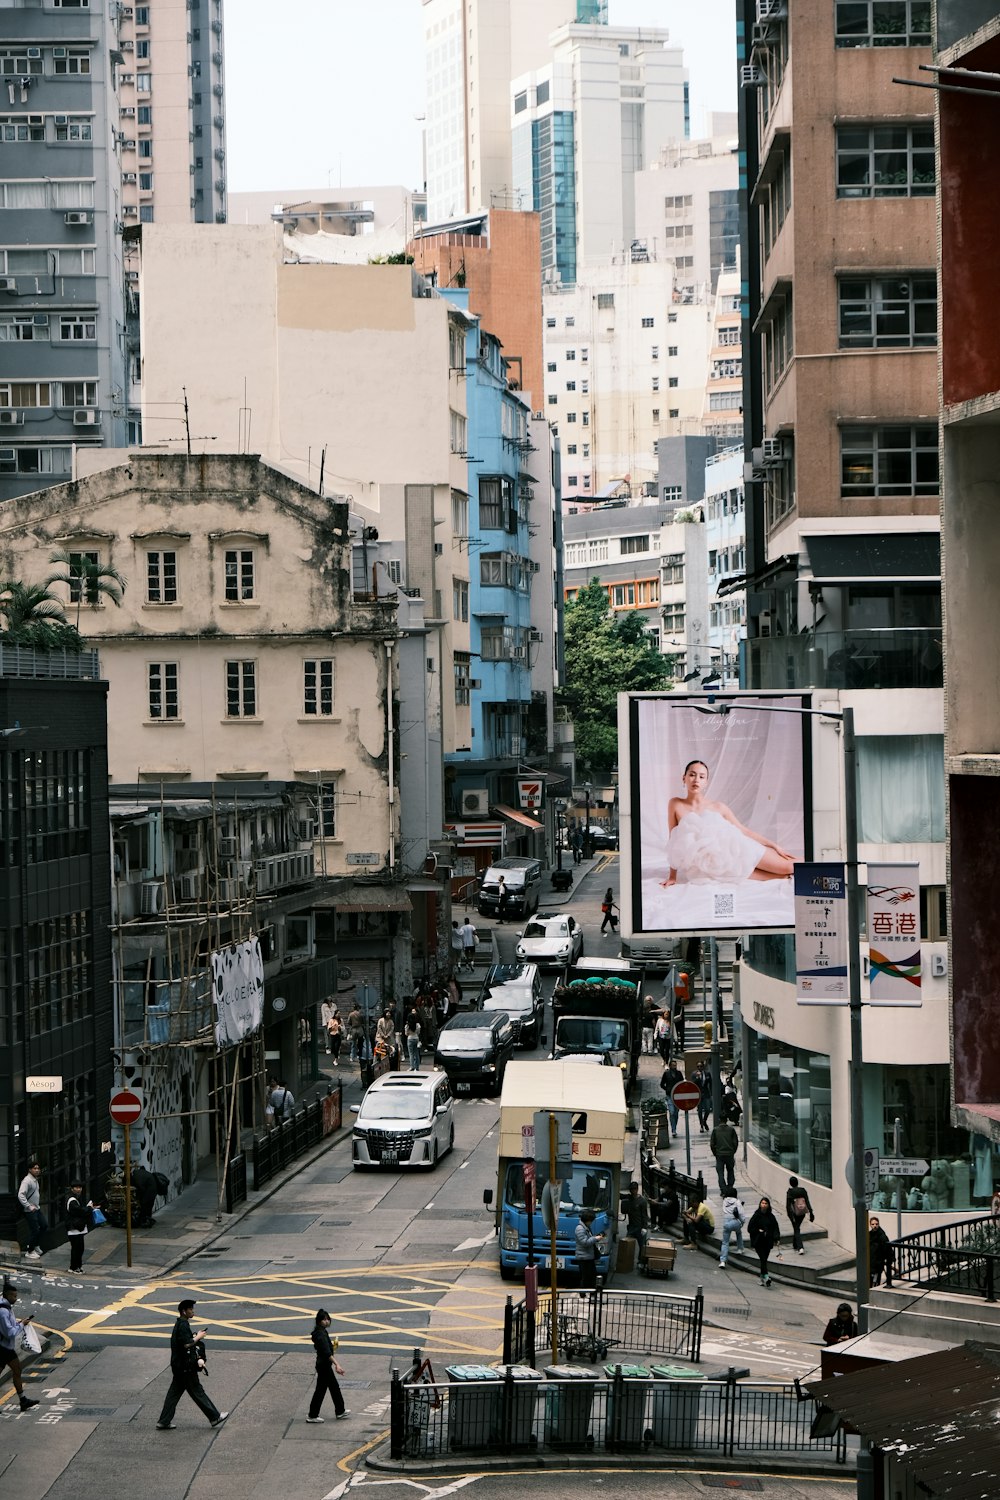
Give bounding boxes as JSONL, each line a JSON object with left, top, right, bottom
{"left": 434, "top": 1010, "right": 516, "bottom": 1096}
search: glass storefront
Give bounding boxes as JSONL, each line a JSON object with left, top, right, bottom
{"left": 750, "top": 1032, "right": 833, "bottom": 1187}
{"left": 869, "top": 1063, "right": 975, "bottom": 1213}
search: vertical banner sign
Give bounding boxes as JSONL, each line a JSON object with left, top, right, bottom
{"left": 866, "top": 863, "right": 922, "bottom": 1006}
{"left": 794, "top": 863, "right": 848, "bottom": 1004}
{"left": 518, "top": 779, "right": 542, "bottom": 810}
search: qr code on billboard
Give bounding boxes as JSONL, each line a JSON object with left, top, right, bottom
{"left": 714, "top": 893, "right": 735, "bottom": 918}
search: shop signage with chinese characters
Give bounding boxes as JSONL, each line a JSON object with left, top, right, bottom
{"left": 866, "top": 863, "right": 922, "bottom": 1006}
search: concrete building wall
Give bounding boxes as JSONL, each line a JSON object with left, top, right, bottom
{"left": 634, "top": 128, "right": 739, "bottom": 293}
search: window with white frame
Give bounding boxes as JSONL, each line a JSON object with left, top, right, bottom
{"left": 565, "top": 349, "right": 576, "bottom": 361}
{"left": 0, "top": 315, "right": 48, "bottom": 342}
{"left": 718, "top": 325, "right": 741, "bottom": 346}
{"left": 451, "top": 489, "right": 468, "bottom": 539}
{"left": 454, "top": 651, "right": 471, "bottom": 706}
{"left": 566, "top": 444, "right": 577, "bottom": 455}
{"left": 146, "top": 549, "right": 177, "bottom": 604}
{"left": 59, "top": 379, "right": 97, "bottom": 407}
{"left": 663, "top": 486, "right": 683, "bottom": 504}
{"left": 224, "top": 547, "right": 255, "bottom": 601}
{"left": 449, "top": 408, "right": 467, "bottom": 453}
{"left": 386, "top": 558, "right": 403, "bottom": 584}
{"left": 64, "top": 550, "right": 98, "bottom": 604}
{"left": 303, "top": 657, "right": 335, "bottom": 716}
{"left": 668, "top": 345, "right": 678, "bottom": 356}
{"left": 620, "top": 534, "right": 650, "bottom": 556}
{"left": 479, "top": 475, "right": 513, "bottom": 529}
{"left": 0, "top": 49, "right": 43, "bottom": 75}
{"left": 53, "top": 47, "right": 91, "bottom": 74}
{"left": 1, "top": 116, "right": 45, "bottom": 142}
{"left": 147, "top": 662, "right": 178, "bottom": 720}
{"left": 0, "top": 248, "right": 95, "bottom": 275}
{"left": 641, "top": 316, "right": 655, "bottom": 328}
{"left": 0, "top": 445, "right": 71, "bottom": 475}
{"left": 566, "top": 380, "right": 576, "bottom": 392}
{"left": 54, "top": 117, "right": 93, "bottom": 141}
{"left": 57, "top": 313, "right": 95, "bottom": 341}
{"left": 652, "top": 377, "right": 660, "bottom": 392}
{"left": 453, "top": 578, "right": 469, "bottom": 620}
{"left": 225, "top": 660, "right": 257, "bottom": 717}
{"left": 0, "top": 381, "right": 51, "bottom": 408}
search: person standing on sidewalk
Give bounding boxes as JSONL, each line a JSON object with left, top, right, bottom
{"left": 672, "top": 969, "right": 690, "bottom": 1052}
{"left": 496, "top": 876, "right": 509, "bottom": 924}
{"left": 620, "top": 1181, "right": 650, "bottom": 1268}
{"left": 18, "top": 1161, "right": 46, "bottom": 1261}
{"left": 327, "top": 1009, "right": 344, "bottom": 1067}
{"left": 785, "top": 1176, "right": 815, "bottom": 1255}
{"left": 641, "top": 995, "right": 658, "bottom": 1055}
{"left": 747, "top": 1197, "right": 781, "bottom": 1286}
{"left": 869, "top": 1216, "right": 895, "bottom": 1288}
{"left": 347, "top": 1003, "right": 364, "bottom": 1063}
{"left": 660, "top": 1060, "right": 684, "bottom": 1136}
{"left": 719, "top": 1194, "right": 747, "bottom": 1267}
{"left": 574, "top": 1208, "right": 604, "bottom": 1288}
{"left": 156, "top": 1300, "right": 227, "bottom": 1430}
{"left": 306, "top": 1309, "right": 350, "bottom": 1423}
{"left": 460, "top": 916, "right": 477, "bottom": 971}
{"left": 0, "top": 1280, "right": 39, "bottom": 1412}
{"left": 404, "top": 1008, "right": 422, "bottom": 1071}
{"left": 320, "top": 997, "right": 335, "bottom": 1054}
{"left": 709, "top": 1117, "right": 739, "bottom": 1197}
{"left": 66, "top": 1179, "right": 93, "bottom": 1273}
{"left": 450, "top": 920, "right": 465, "bottom": 971}
{"left": 691, "top": 1063, "right": 712, "bottom": 1132}
{"left": 654, "top": 1009, "right": 672, "bottom": 1063}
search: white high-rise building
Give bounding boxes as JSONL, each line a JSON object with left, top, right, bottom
{"left": 634, "top": 117, "right": 739, "bottom": 296}
{"left": 511, "top": 24, "right": 688, "bottom": 283}
{"left": 422, "top": 0, "right": 583, "bottom": 224}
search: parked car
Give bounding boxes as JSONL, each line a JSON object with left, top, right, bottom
{"left": 477, "top": 856, "right": 542, "bottom": 918}
{"left": 515, "top": 912, "right": 583, "bottom": 969}
{"left": 479, "top": 962, "right": 544, "bottom": 1048}
{"left": 585, "top": 825, "right": 618, "bottom": 850}
{"left": 434, "top": 1010, "right": 516, "bottom": 1096}
{"left": 350, "top": 1071, "right": 454, "bottom": 1170}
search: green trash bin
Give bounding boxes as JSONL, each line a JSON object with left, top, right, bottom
{"left": 446, "top": 1364, "right": 502, "bottom": 1452}
{"left": 604, "top": 1363, "right": 651, "bottom": 1450}
{"left": 492, "top": 1364, "right": 544, "bottom": 1448}
{"left": 649, "top": 1364, "right": 707, "bottom": 1449}
{"left": 543, "top": 1364, "right": 599, "bottom": 1448}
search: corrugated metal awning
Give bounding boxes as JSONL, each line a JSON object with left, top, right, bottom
{"left": 493, "top": 802, "right": 542, "bottom": 832}
{"left": 806, "top": 1341, "right": 1000, "bottom": 1498}
{"left": 312, "top": 885, "right": 412, "bottom": 914}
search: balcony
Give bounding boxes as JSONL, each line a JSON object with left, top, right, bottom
{"left": 253, "top": 849, "right": 315, "bottom": 894}
{"left": 746, "top": 628, "right": 942, "bottom": 691}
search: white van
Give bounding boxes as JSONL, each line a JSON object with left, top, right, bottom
{"left": 350, "top": 1070, "right": 454, "bottom": 1169}
{"left": 477, "top": 856, "right": 542, "bottom": 919}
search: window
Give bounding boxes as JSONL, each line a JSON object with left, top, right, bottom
{"left": 711, "top": 358, "right": 742, "bottom": 380}
{"left": 27, "top": 912, "right": 92, "bottom": 1035}
{"left": 0, "top": 50, "right": 43, "bottom": 76}
{"left": 566, "top": 380, "right": 576, "bottom": 392}
{"left": 663, "top": 486, "right": 683, "bottom": 504}
{"left": 857, "top": 734, "right": 944, "bottom": 841}
{"left": 453, "top": 578, "right": 469, "bottom": 621}
{"left": 137, "top": 105, "right": 151, "bottom": 125}
{"left": 146, "top": 549, "right": 177, "bottom": 603}
{"left": 2, "top": 180, "right": 93, "bottom": 209}
{"left": 0, "top": 315, "right": 48, "bottom": 342}
{"left": 451, "top": 489, "right": 468, "bottom": 539}
{"left": 750, "top": 1031, "right": 833, "bottom": 1187}
{"left": 546, "top": 317, "right": 556, "bottom": 328}
{"left": 668, "top": 408, "right": 679, "bottom": 419}
{"left": 582, "top": 443, "right": 590, "bottom": 457}
{"left": 841, "top": 424, "right": 938, "bottom": 497}
{"left": 65, "top": 550, "right": 98, "bottom": 604}
{"left": 651, "top": 345, "right": 659, "bottom": 360}
{"left": 53, "top": 47, "right": 91, "bottom": 74}
{"left": 135, "top": 5, "right": 150, "bottom": 22}
{"left": 139, "top": 205, "right": 154, "bottom": 223}
{"left": 565, "top": 349, "right": 576, "bottom": 361}
{"left": 136, "top": 73, "right": 152, "bottom": 93}
{"left": 58, "top": 314, "right": 96, "bottom": 342}
{"left": 138, "top": 172, "right": 153, "bottom": 191}
{"left": 667, "top": 376, "right": 678, "bottom": 388}
{"left": 0, "top": 445, "right": 71, "bottom": 476}
{"left": 0, "top": 381, "right": 50, "bottom": 408}
{"left": 449, "top": 408, "right": 466, "bottom": 453}
{"left": 565, "top": 315, "right": 575, "bottom": 327}
{"left": 567, "top": 475, "right": 578, "bottom": 487}
{"left": 225, "top": 660, "right": 257, "bottom": 717}
{"left": 620, "top": 535, "right": 650, "bottom": 556}
{"left": 710, "top": 390, "right": 743, "bottom": 411}
{"left": 652, "top": 409, "right": 660, "bottom": 422}
{"left": 138, "top": 139, "right": 152, "bottom": 159}
{"left": 718, "top": 325, "right": 741, "bottom": 346}
{"left": 668, "top": 346, "right": 678, "bottom": 357}
{"left": 1, "top": 116, "right": 45, "bottom": 142}
{"left": 566, "top": 412, "right": 577, "bottom": 424}
{"left": 479, "top": 475, "right": 513, "bottom": 529}
{"left": 547, "top": 393, "right": 558, "bottom": 405}
{"left": 580, "top": 348, "right": 589, "bottom": 363}
{"left": 763, "top": 296, "right": 793, "bottom": 394}
{"left": 761, "top": 150, "right": 791, "bottom": 258}
{"left": 566, "top": 444, "right": 577, "bottom": 455}
{"left": 611, "top": 583, "right": 636, "bottom": 607}
{"left": 641, "top": 316, "right": 654, "bottom": 328}
{"left": 596, "top": 294, "right": 614, "bottom": 310}
{"left": 547, "top": 361, "right": 557, "bottom": 373}
{"left": 582, "top": 411, "right": 589, "bottom": 426}
{"left": 224, "top": 547, "right": 255, "bottom": 601}
{"left": 136, "top": 39, "right": 150, "bottom": 60}
{"left": 303, "top": 658, "right": 335, "bottom": 716}
{"left": 54, "top": 117, "right": 93, "bottom": 141}
{"left": 386, "top": 558, "right": 403, "bottom": 584}
{"left": 581, "top": 380, "right": 588, "bottom": 394}
{"left": 454, "top": 652, "right": 471, "bottom": 706}
{"left": 835, "top": 1, "right": 931, "bottom": 48}
{"left": 838, "top": 274, "right": 937, "bottom": 348}
{"left": 59, "top": 380, "right": 97, "bottom": 408}
{"left": 652, "top": 377, "right": 660, "bottom": 392}
{"left": 312, "top": 787, "right": 336, "bottom": 839}
{"left": 147, "top": 662, "right": 179, "bottom": 720}
{"left": 836, "top": 123, "right": 935, "bottom": 198}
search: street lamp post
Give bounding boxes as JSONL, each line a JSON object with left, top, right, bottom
{"left": 583, "top": 782, "right": 592, "bottom": 859}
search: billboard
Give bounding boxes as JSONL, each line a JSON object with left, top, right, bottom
{"left": 212, "top": 936, "right": 265, "bottom": 1049}
{"left": 622, "top": 692, "right": 810, "bottom": 937}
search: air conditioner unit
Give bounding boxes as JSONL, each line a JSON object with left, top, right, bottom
{"left": 0, "top": 279, "right": 16, "bottom": 294}
{"left": 757, "top": 0, "right": 787, "bottom": 19}
{"left": 53, "top": 47, "right": 66, "bottom": 58}
{"left": 126, "top": 268, "right": 140, "bottom": 281}
{"left": 468, "top": 678, "right": 482, "bottom": 690}
{"left": 121, "top": 105, "right": 136, "bottom": 117}
{"left": 761, "top": 436, "right": 784, "bottom": 465}
{"left": 54, "top": 115, "right": 69, "bottom": 127}
{"left": 758, "top": 610, "right": 773, "bottom": 638}
{"left": 33, "top": 314, "right": 48, "bottom": 326}
{"left": 122, "top": 6, "right": 134, "bottom": 16}
{"left": 0, "top": 411, "right": 22, "bottom": 427}
{"left": 27, "top": 115, "right": 43, "bottom": 126}
{"left": 121, "top": 137, "right": 136, "bottom": 151}
{"left": 529, "top": 628, "right": 543, "bottom": 642}
{"left": 65, "top": 211, "right": 93, "bottom": 226}
{"left": 122, "top": 39, "right": 134, "bottom": 50}
{"left": 297, "top": 818, "right": 317, "bottom": 841}
{"left": 27, "top": 47, "right": 41, "bottom": 58}
{"left": 73, "top": 409, "right": 97, "bottom": 426}
{"left": 461, "top": 788, "right": 489, "bottom": 816}
{"left": 123, "top": 172, "right": 138, "bottom": 183}
{"left": 178, "top": 872, "right": 199, "bottom": 901}
{"left": 217, "top": 877, "right": 240, "bottom": 903}
{"left": 740, "top": 65, "right": 764, "bottom": 87}
{"left": 512, "top": 646, "right": 527, "bottom": 660}
{"left": 217, "top": 836, "right": 238, "bottom": 859}
{"left": 140, "top": 880, "right": 165, "bottom": 915}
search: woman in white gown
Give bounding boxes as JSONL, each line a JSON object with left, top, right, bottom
{"left": 663, "top": 760, "right": 795, "bottom": 886}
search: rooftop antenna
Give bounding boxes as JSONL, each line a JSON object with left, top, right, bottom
{"left": 182, "top": 386, "right": 191, "bottom": 456}
{"left": 318, "top": 445, "right": 326, "bottom": 498}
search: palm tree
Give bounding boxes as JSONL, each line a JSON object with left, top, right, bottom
{"left": 48, "top": 550, "right": 127, "bottom": 629}
{"left": 0, "top": 579, "right": 82, "bottom": 649}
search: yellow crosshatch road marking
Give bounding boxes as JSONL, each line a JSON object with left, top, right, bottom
{"left": 65, "top": 1263, "right": 509, "bottom": 1357}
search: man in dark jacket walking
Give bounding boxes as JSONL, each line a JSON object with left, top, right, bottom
{"left": 710, "top": 1118, "right": 739, "bottom": 1197}
{"left": 785, "top": 1175, "right": 815, "bottom": 1254}
{"left": 156, "top": 1299, "right": 227, "bottom": 1430}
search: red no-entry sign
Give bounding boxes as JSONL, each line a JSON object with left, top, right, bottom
{"left": 109, "top": 1087, "right": 145, "bottom": 1126}
{"left": 671, "top": 1079, "right": 701, "bottom": 1113}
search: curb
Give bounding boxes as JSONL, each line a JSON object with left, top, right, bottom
{"left": 363, "top": 1437, "right": 854, "bottom": 1479}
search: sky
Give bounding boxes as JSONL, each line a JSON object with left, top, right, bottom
{"left": 224, "top": 0, "right": 738, "bottom": 194}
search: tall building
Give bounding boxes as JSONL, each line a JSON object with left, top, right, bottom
{"left": 735, "top": 1, "right": 955, "bottom": 1243}
{"left": 117, "top": 0, "right": 227, "bottom": 227}
{"left": 422, "top": 0, "right": 584, "bottom": 224}
{"left": 0, "top": 0, "right": 128, "bottom": 501}
{"left": 511, "top": 23, "right": 688, "bottom": 283}
{"left": 936, "top": 5, "right": 1000, "bottom": 1153}
{"left": 634, "top": 119, "right": 740, "bottom": 295}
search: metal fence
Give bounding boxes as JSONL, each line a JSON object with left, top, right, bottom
{"left": 892, "top": 1213, "right": 1000, "bottom": 1301}
{"left": 641, "top": 1152, "right": 707, "bottom": 1224}
{"left": 390, "top": 1363, "right": 849, "bottom": 1465}
{"left": 251, "top": 1082, "right": 341, "bottom": 1191}
{"left": 505, "top": 1286, "right": 703, "bottom": 1367}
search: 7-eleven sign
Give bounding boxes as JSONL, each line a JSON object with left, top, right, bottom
{"left": 518, "top": 780, "right": 542, "bottom": 810}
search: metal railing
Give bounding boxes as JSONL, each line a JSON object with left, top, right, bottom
{"left": 251, "top": 1081, "right": 341, "bottom": 1191}
{"left": 746, "top": 627, "right": 942, "bottom": 692}
{"left": 0, "top": 643, "right": 101, "bottom": 679}
{"left": 390, "top": 1362, "right": 848, "bottom": 1465}
{"left": 892, "top": 1213, "right": 1000, "bottom": 1301}
{"left": 505, "top": 1286, "right": 703, "bottom": 1368}
{"left": 641, "top": 1152, "right": 707, "bottom": 1225}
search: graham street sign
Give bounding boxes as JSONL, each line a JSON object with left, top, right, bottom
{"left": 879, "top": 1157, "right": 930, "bottom": 1177}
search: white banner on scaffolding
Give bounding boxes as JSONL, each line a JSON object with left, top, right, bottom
{"left": 212, "top": 937, "right": 265, "bottom": 1049}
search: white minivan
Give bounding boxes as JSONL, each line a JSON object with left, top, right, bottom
{"left": 351, "top": 1071, "right": 454, "bottom": 1170}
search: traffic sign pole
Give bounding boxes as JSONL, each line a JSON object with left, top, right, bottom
{"left": 685, "top": 1104, "right": 691, "bottom": 1177}
{"left": 124, "top": 1122, "right": 133, "bottom": 1268}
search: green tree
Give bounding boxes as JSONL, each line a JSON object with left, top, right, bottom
{"left": 0, "top": 579, "right": 83, "bottom": 650}
{"left": 48, "top": 551, "right": 126, "bottom": 629}
{"left": 560, "top": 578, "right": 674, "bottom": 774}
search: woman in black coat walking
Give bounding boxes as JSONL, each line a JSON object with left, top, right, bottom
{"left": 747, "top": 1196, "right": 781, "bottom": 1286}
{"left": 307, "top": 1309, "right": 350, "bottom": 1423}
{"left": 869, "top": 1216, "right": 894, "bottom": 1288}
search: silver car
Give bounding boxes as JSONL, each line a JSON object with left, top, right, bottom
{"left": 515, "top": 912, "right": 584, "bottom": 969}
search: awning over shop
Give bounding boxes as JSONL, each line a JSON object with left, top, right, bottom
{"left": 444, "top": 820, "right": 506, "bottom": 848}
{"left": 804, "top": 531, "right": 940, "bottom": 582}
{"left": 493, "top": 802, "right": 543, "bottom": 832}
{"left": 312, "top": 884, "right": 412, "bottom": 914}
{"left": 806, "top": 1341, "right": 1000, "bottom": 1499}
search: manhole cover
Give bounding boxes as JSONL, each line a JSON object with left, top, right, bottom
{"left": 320, "top": 1221, "right": 352, "bottom": 1227}
{"left": 701, "top": 1479, "right": 764, "bottom": 1492}
{"left": 64, "top": 1406, "right": 118, "bottom": 1418}
{"left": 712, "top": 1306, "right": 751, "bottom": 1319}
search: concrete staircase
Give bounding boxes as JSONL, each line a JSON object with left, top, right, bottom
{"left": 865, "top": 1284, "right": 1000, "bottom": 1345}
